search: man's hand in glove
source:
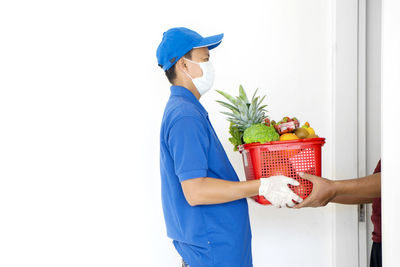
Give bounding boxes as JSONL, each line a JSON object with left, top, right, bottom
{"left": 259, "top": 176, "right": 303, "bottom": 208}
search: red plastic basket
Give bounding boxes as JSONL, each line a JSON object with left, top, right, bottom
{"left": 238, "top": 138, "right": 326, "bottom": 205}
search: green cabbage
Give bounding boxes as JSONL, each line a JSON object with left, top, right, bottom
{"left": 243, "top": 123, "right": 279, "bottom": 144}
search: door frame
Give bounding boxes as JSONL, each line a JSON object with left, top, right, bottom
{"left": 331, "top": 0, "right": 365, "bottom": 266}
{"left": 356, "top": 1, "right": 369, "bottom": 267}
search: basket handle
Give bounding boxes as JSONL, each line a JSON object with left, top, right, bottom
{"left": 238, "top": 145, "right": 249, "bottom": 167}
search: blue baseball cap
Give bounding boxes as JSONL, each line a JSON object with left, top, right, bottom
{"left": 156, "top": 27, "right": 224, "bottom": 71}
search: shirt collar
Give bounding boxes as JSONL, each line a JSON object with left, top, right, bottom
{"left": 170, "top": 86, "right": 209, "bottom": 118}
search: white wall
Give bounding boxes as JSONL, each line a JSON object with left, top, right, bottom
{"left": 0, "top": 1, "right": 337, "bottom": 266}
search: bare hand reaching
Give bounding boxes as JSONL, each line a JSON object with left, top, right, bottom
{"left": 293, "top": 172, "right": 337, "bottom": 208}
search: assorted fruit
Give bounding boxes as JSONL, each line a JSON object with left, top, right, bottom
{"left": 279, "top": 133, "right": 299, "bottom": 141}
{"left": 274, "top": 117, "right": 300, "bottom": 134}
{"left": 216, "top": 85, "right": 320, "bottom": 151}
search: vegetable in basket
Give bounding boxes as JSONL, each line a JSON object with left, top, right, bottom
{"left": 243, "top": 123, "right": 279, "bottom": 144}
{"left": 216, "top": 85, "right": 273, "bottom": 150}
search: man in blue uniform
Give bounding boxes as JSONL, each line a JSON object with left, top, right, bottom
{"left": 157, "top": 27, "right": 303, "bottom": 267}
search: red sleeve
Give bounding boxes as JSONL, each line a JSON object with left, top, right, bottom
{"left": 373, "top": 160, "right": 381, "bottom": 174}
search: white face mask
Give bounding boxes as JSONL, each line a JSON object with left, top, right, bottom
{"left": 183, "top": 58, "right": 215, "bottom": 96}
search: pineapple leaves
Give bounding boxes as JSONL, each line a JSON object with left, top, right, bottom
{"left": 220, "top": 111, "right": 239, "bottom": 120}
{"left": 250, "top": 97, "right": 259, "bottom": 123}
{"left": 239, "top": 85, "right": 249, "bottom": 104}
{"left": 258, "top": 95, "right": 266, "bottom": 108}
{"left": 216, "top": 100, "right": 239, "bottom": 113}
{"left": 251, "top": 88, "right": 259, "bottom": 103}
{"left": 216, "top": 90, "right": 237, "bottom": 105}
{"left": 216, "top": 85, "right": 269, "bottom": 150}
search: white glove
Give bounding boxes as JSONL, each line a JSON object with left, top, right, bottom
{"left": 259, "top": 176, "right": 303, "bottom": 208}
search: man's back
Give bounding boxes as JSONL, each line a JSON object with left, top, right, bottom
{"left": 159, "top": 86, "right": 252, "bottom": 267}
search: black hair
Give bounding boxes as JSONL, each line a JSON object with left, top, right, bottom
{"left": 163, "top": 50, "right": 192, "bottom": 84}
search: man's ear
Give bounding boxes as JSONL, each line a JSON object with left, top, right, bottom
{"left": 176, "top": 57, "right": 186, "bottom": 73}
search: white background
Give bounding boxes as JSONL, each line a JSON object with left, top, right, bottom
{"left": 0, "top": 0, "right": 397, "bottom": 267}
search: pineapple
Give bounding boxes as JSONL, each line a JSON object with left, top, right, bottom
{"left": 216, "top": 85, "right": 268, "bottom": 131}
{"left": 216, "top": 85, "right": 269, "bottom": 150}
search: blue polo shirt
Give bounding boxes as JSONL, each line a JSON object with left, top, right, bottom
{"left": 159, "top": 86, "right": 252, "bottom": 267}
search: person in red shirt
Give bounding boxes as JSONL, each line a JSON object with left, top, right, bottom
{"left": 370, "top": 161, "right": 382, "bottom": 267}
{"left": 294, "top": 160, "right": 382, "bottom": 267}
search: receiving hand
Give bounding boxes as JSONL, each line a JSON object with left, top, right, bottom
{"left": 293, "top": 172, "right": 337, "bottom": 208}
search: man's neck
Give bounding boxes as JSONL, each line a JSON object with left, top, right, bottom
{"left": 174, "top": 80, "right": 201, "bottom": 100}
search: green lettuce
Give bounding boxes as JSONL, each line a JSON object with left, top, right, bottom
{"left": 228, "top": 122, "right": 244, "bottom": 151}
{"left": 243, "top": 123, "right": 279, "bottom": 144}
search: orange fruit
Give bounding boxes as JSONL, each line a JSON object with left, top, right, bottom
{"left": 279, "top": 133, "right": 299, "bottom": 141}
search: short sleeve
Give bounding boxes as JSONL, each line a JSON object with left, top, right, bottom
{"left": 168, "top": 116, "right": 210, "bottom": 182}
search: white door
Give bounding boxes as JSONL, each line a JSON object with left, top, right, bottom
{"left": 358, "top": 0, "right": 382, "bottom": 266}
{"left": 331, "top": 1, "right": 361, "bottom": 266}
